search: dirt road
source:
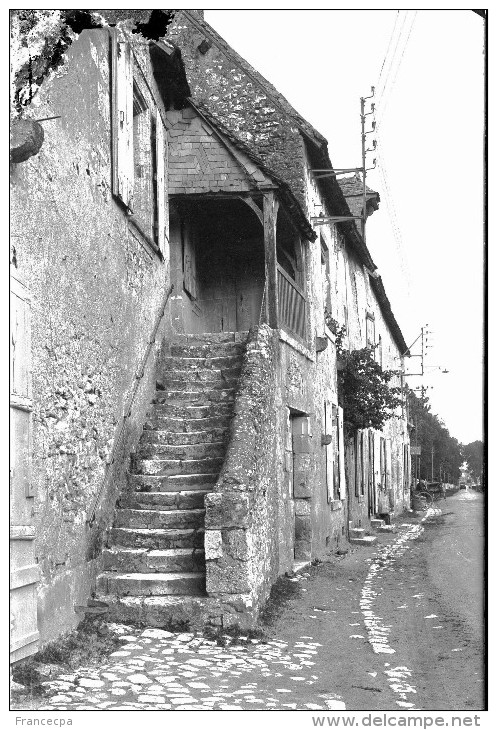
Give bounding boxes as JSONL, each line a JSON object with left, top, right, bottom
{"left": 269, "top": 495, "right": 485, "bottom": 711}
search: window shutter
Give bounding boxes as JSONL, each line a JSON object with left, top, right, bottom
{"left": 324, "top": 401, "right": 334, "bottom": 503}
{"left": 337, "top": 406, "right": 345, "bottom": 499}
{"left": 362, "top": 429, "right": 369, "bottom": 496}
{"left": 354, "top": 432, "right": 361, "bottom": 497}
{"left": 156, "top": 116, "right": 166, "bottom": 255}
{"left": 111, "top": 32, "right": 133, "bottom": 209}
{"left": 385, "top": 438, "right": 392, "bottom": 491}
{"left": 332, "top": 405, "right": 339, "bottom": 501}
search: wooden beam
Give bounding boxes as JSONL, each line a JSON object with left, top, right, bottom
{"left": 236, "top": 195, "right": 264, "bottom": 226}
{"left": 263, "top": 192, "right": 279, "bottom": 329}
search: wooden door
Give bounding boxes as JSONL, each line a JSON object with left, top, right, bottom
{"left": 233, "top": 252, "right": 264, "bottom": 332}
{"left": 10, "top": 267, "right": 39, "bottom": 663}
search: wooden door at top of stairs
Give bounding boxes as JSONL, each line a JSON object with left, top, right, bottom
{"left": 202, "top": 251, "right": 264, "bottom": 333}
{"left": 10, "top": 266, "right": 39, "bottom": 663}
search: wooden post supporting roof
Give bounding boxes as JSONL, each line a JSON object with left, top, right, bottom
{"left": 263, "top": 192, "right": 279, "bottom": 329}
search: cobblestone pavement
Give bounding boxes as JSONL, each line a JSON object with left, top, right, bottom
{"left": 33, "top": 625, "right": 346, "bottom": 711}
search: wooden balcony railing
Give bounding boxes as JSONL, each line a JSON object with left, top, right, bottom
{"left": 277, "top": 264, "right": 307, "bottom": 341}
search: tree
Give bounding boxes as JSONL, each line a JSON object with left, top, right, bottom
{"left": 462, "top": 441, "right": 483, "bottom": 482}
{"left": 408, "top": 389, "right": 462, "bottom": 482}
{"left": 337, "top": 344, "right": 403, "bottom": 435}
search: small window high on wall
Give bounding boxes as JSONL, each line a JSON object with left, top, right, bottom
{"left": 111, "top": 31, "right": 166, "bottom": 255}
{"left": 366, "top": 312, "right": 375, "bottom": 350}
{"left": 320, "top": 235, "right": 332, "bottom": 322}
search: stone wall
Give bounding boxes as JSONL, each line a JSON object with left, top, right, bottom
{"left": 10, "top": 28, "right": 172, "bottom": 643}
{"left": 204, "top": 324, "right": 280, "bottom": 620}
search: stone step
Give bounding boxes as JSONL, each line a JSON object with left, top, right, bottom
{"left": 349, "top": 527, "right": 366, "bottom": 538}
{"left": 129, "top": 473, "right": 217, "bottom": 493}
{"left": 157, "top": 366, "right": 242, "bottom": 387}
{"left": 140, "top": 428, "right": 229, "bottom": 446}
{"left": 119, "top": 490, "right": 208, "bottom": 511}
{"left": 109, "top": 527, "right": 205, "bottom": 550}
{"left": 134, "top": 456, "right": 223, "bottom": 476}
{"left": 349, "top": 535, "right": 378, "bottom": 546}
{"left": 102, "top": 547, "right": 205, "bottom": 574}
{"left": 151, "top": 402, "right": 234, "bottom": 419}
{"left": 97, "top": 594, "right": 212, "bottom": 629}
{"left": 97, "top": 571, "right": 206, "bottom": 597}
{"left": 115, "top": 508, "right": 205, "bottom": 530}
{"left": 144, "top": 415, "right": 233, "bottom": 433}
{"left": 170, "top": 343, "right": 245, "bottom": 358}
{"left": 152, "top": 388, "right": 235, "bottom": 405}
{"left": 160, "top": 355, "right": 242, "bottom": 373}
{"left": 157, "top": 376, "right": 240, "bottom": 392}
{"left": 370, "top": 518, "right": 385, "bottom": 529}
{"left": 136, "top": 441, "right": 226, "bottom": 460}
{"left": 172, "top": 331, "right": 248, "bottom": 345}
{"left": 376, "top": 524, "right": 396, "bottom": 533}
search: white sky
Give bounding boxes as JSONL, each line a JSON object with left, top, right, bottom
{"left": 205, "top": 8, "right": 485, "bottom": 445}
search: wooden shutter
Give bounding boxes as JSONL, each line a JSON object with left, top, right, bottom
{"left": 368, "top": 430, "right": 375, "bottom": 512}
{"left": 156, "top": 115, "right": 166, "bottom": 254}
{"left": 324, "top": 400, "right": 334, "bottom": 503}
{"left": 10, "top": 268, "right": 39, "bottom": 663}
{"left": 355, "top": 432, "right": 361, "bottom": 497}
{"left": 111, "top": 31, "right": 133, "bottom": 209}
{"left": 361, "top": 430, "right": 368, "bottom": 495}
{"left": 385, "top": 438, "right": 392, "bottom": 491}
{"left": 332, "top": 405, "right": 340, "bottom": 500}
{"left": 380, "top": 437, "right": 386, "bottom": 490}
{"left": 337, "top": 406, "right": 345, "bottom": 499}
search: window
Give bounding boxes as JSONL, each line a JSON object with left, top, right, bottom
{"left": 377, "top": 334, "right": 383, "bottom": 368}
{"left": 111, "top": 31, "right": 166, "bottom": 255}
{"left": 366, "top": 312, "right": 375, "bottom": 350}
{"left": 321, "top": 235, "right": 332, "bottom": 322}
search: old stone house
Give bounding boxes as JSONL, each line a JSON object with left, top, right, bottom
{"left": 10, "top": 9, "right": 410, "bottom": 661}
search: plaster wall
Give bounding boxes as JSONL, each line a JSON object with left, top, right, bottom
{"left": 303, "top": 154, "right": 410, "bottom": 527}
{"left": 10, "top": 28, "right": 172, "bottom": 643}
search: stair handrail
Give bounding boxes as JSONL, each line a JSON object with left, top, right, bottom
{"left": 86, "top": 283, "right": 174, "bottom": 527}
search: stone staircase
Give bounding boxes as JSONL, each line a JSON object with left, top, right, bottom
{"left": 96, "top": 332, "right": 247, "bottom": 621}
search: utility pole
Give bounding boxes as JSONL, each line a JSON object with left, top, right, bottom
{"left": 360, "top": 87, "right": 376, "bottom": 245}
{"left": 311, "top": 87, "right": 376, "bottom": 240}
{"left": 431, "top": 444, "right": 434, "bottom": 482}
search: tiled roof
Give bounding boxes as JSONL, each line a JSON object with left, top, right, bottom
{"left": 180, "top": 10, "right": 327, "bottom": 151}
{"left": 338, "top": 173, "right": 379, "bottom": 199}
{"left": 192, "top": 101, "right": 316, "bottom": 242}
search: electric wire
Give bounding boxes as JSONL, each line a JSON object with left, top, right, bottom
{"left": 375, "top": 11, "right": 409, "bottom": 112}
{"left": 373, "top": 128, "right": 412, "bottom": 294}
{"left": 361, "top": 9, "right": 417, "bottom": 299}
{"left": 375, "top": 10, "right": 400, "bottom": 95}
{"left": 376, "top": 11, "right": 417, "bottom": 131}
